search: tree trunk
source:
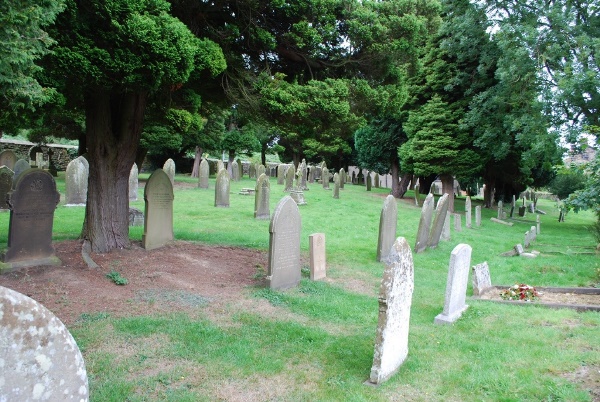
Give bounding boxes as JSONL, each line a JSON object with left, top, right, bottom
{"left": 398, "top": 173, "right": 411, "bottom": 198}
{"left": 261, "top": 143, "right": 267, "bottom": 166}
{"left": 418, "top": 174, "right": 437, "bottom": 194}
{"left": 483, "top": 175, "right": 495, "bottom": 208}
{"left": 82, "top": 89, "right": 147, "bottom": 253}
{"left": 135, "top": 147, "right": 147, "bottom": 171}
{"left": 440, "top": 173, "right": 455, "bottom": 212}
{"left": 78, "top": 130, "right": 87, "bottom": 156}
{"left": 190, "top": 146, "right": 202, "bottom": 178}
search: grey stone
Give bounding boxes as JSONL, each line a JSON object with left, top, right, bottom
{"left": 257, "top": 164, "right": 266, "bottom": 178}
{"left": 524, "top": 230, "right": 531, "bottom": 248}
{"left": 129, "top": 207, "right": 144, "bottom": 226}
{"left": 497, "top": 200, "right": 503, "bottom": 219}
{"left": 453, "top": 213, "right": 462, "bottom": 232}
{"left": 309, "top": 233, "right": 326, "bottom": 281}
{"left": 521, "top": 252, "right": 537, "bottom": 258}
{"left": 536, "top": 215, "right": 541, "bottom": 234}
{"left": 0, "top": 150, "right": 18, "bottom": 170}
{"left": 414, "top": 193, "right": 434, "bottom": 253}
{"left": 65, "top": 156, "right": 88, "bottom": 205}
{"left": 276, "top": 164, "right": 286, "bottom": 185}
{"left": 414, "top": 184, "right": 420, "bottom": 206}
{"left": 434, "top": 243, "right": 472, "bottom": 325}
{"left": 0, "top": 166, "right": 13, "bottom": 209}
{"left": 322, "top": 167, "right": 330, "bottom": 189}
{"left": 428, "top": 194, "right": 450, "bottom": 249}
{"left": 475, "top": 205, "right": 481, "bottom": 227}
{"left": 254, "top": 173, "right": 270, "bottom": 219}
{"left": 377, "top": 195, "right": 398, "bottom": 262}
{"left": 490, "top": 217, "right": 513, "bottom": 226}
{"left": 163, "top": 158, "right": 176, "bottom": 186}
{"left": 217, "top": 160, "right": 225, "bottom": 173}
{"left": 267, "top": 196, "right": 301, "bottom": 290}
{"left": 339, "top": 168, "right": 345, "bottom": 190}
{"left": 465, "top": 196, "right": 472, "bottom": 228}
{"left": 198, "top": 159, "right": 209, "bottom": 189}
{"left": 514, "top": 244, "right": 524, "bottom": 255}
{"left": 374, "top": 173, "right": 380, "bottom": 188}
{"left": 530, "top": 225, "right": 537, "bottom": 241}
{"left": 333, "top": 173, "right": 340, "bottom": 199}
{"left": 366, "top": 174, "right": 372, "bottom": 191}
{"left": 231, "top": 160, "right": 240, "bottom": 181}
{"left": 441, "top": 213, "right": 451, "bottom": 241}
{"left": 472, "top": 262, "right": 491, "bottom": 296}
{"left": 12, "top": 159, "right": 31, "bottom": 187}
{"left": 214, "top": 169, "right": 230, "bottom": 207}
{"left": 284, "top": 165, "right": 294, "bottom": 192}
{"left": 129, "top": 163, "right": 139, "bottom": 201}
{"left": 289, "top": 188, "right": 307, "bottom": 206}
{"left": 142, "top": 169, "right": 174, "bottom": 250}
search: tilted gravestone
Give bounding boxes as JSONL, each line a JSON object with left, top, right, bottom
{"left": 428, "top": 193, "right": 449, "bottom": 249}
{"left": 434, "top": 243, "right": 472, "bottom": 325}
{"left": 284, "top": 165, "right": 294, "bottom": 192}
{"left": 142, "top": 169, "right": 174, "bottom": 250}
{"left": 198, "top": 159, "right": 209, "bottom": 189}
{"left": 214, "top": 169, "right": 230, "bottom": 207}
{"left": 309, "top": 233, "right": 326, "bottom": 280}
{"left": 377, "top": 195, "right": 398, "bottom": 262}
{"left": 3, "top": 169, "right": 61, "bottom": 270}
{"left": 163, "top": 158, "right": 176, "bottom": 186}
{"left": 0, "top": 286, "right": 89, "bottom": 400}
{"left": 254, "top": 173, "right": 270, "bottom": 219}
{"left": 333, "top": 172, "right": 340, "bottom": 199}
{"left": 267, "top": 196, "right": 301, "bottom": 290}
{"left": 129, "top": 163, "right": 139, "bottom": 201}
{"left": 465, "top": 196, "right": 472, "bottom": 228}
{"left": 472, "top": 261, "right": 491, "bottom": 296}
{"left": 65, "top": 156, "right": 88, "bottom": 205}
{"left": 0, "top": 149, "right": 18, "bottom": 170}
{"left": 0, "top": 165, "right": 14, "bottom": 209}
{"left": 414, "top": 193, "right": 434, "bottom": 253}
{"left": 12, "top": 159, "right": 31, "bottom": 187}
{"left": 368, "top": 237, "right": 415, "bottom": 385}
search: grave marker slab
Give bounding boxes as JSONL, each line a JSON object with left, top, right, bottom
{"left": 214, "top": 169, "right": 230, "bottom": 207}
{"left": 231, "top": 160, "right": 240, "bottom": 181}
{"left": 198, "top": 159, "right": 209, "bottom": 189}
{"left": 428, "top": 194, "right": 449, "bottom": 249}
{"left": 163, "top": 158, "right": 176, "bottom": 186}
{"left": 65, "top": 156, "right": 88, "bottom": 205}
{"left": 472, "top": 262, "right": 491, "bottom": 296}
{"left": 309, "top": 233, "right": 326, "bottom": 280}
{"left": 129, "top": 163, "right": 139, "bottom": 201}
{"left": 441, "top": 213, "right": 451, "bottom": 241}
{"left": 339, "top": 168, "right": 345, "bottom": 190}
{"left": 254, "top": 173, "right": 270, "bottom": 219}
{"left": 377, "top": 195, "right": 398, "bottom": 262}
{"left": 284, "top": 165, "right": 294, "bottom": 192}
{"left": 267, "top": 196, "right": 301, "bottom": 290}
{"left": 322, "top": 167, "right": 330, "bottom": 189}
{"left": 0, "top": 149, "right": 18, "bottom": 170}
{"left": 434, "top": 243, "right": 472, "bottom": 325}
{"left": 0, "top": 166, "right": 13, "bottom": 209}
{"left": 414, "top": 193, "right": 434, "bottom": 253}
{"left": 142, "top": 169, "right": 174, "bottom": 250}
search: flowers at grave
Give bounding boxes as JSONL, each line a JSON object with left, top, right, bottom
{"left": 499, "top": 283, "right": 540, "bottom": 301}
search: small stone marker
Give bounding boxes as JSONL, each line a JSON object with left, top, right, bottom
{"left": 453, "top": 213, "right": 462, "bottom": 232}
{"left": 12, "top": 159, "right": 31, "bottom": 187}
{"left": 368, "top": 237, "right": 414, "bottom": 385}
{"left": 309, "top": 233, "right": 326, "bottom": 280}
{"left": 142, "top": 169, "right": 174, "bottom": 250}
{"left": 434, "top": 243, "right": 472, "bottom": 325}
{"left": 339, "top": 168, "right": 345, "bottom": 190}
{"left": 414, "top": 193, "right": 434, "bottom": 253}
{"left": 65, "top": 156, "right": 88, "bottom": 205}
{"left": 267, "top": 196, "right": 301, "bottom": 290}
{"left": 198, "top": 159, "right": 209, "bottom": 189}
{"left": 465, "top": 196, "right": 472, "bottom": 228}
{"left": 163, "top": 158, "right": 176, "bottom": 186}
{"left": 333, "top": 172, "right": 340, "bottom": 199}
{"left": 475, "top": 205, "right": 481, "bottom": 227}
{"left": 284, "top": 165, "right": 294, "bottom": 192}
{"left": 0, "top": 149, "right": 18, "bottom": 170}
{"left": 0, "top": 286, "right": 89, "bottom": 400}
{"left": 428, "top": 194, "right": 449, "bottom": 249}
{"left": 377, "top": 195, "right": 398, "bottom": 262}
{"left": 0, "top": 165, "right": 14, "bottom": 209}
{"left": 254, "top": 173, "right": 270, "bottom": 219}
{"left": 524, "top": 230, "right": 531, "bottom": 248}
{"left": 518, "top": 205, "right": 526, "bottom": 217}
{"left": 214, "top": 169, "right": 230, "bottom": 207}
{"left": 129, "top": 163, "right": 139, "bottom": 201}
{"left": 249, "top": 163, "right": 256, "bottom": 179}
{"left": 472, "top": 262, "right": 491, "bottom": 295}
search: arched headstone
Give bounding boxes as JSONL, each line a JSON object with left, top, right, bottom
{"left": 214, "top": 169, "right": 230, "bottom": 207}
{"left": 377, "top": 195, "right": 397, "bottom": 262}
{"left": 0, "top": 149, "right": 18, "bottom": 170}
{"left": 268, "top": 196, "right": 301, "bottom": 290}
{"left": 163, "top": 158, "right": 176, "bottom": 186}
{"left": 254, "top": 173, "right": 270, "bottom": 219}
{"left": 142, "top": 169, "right": 174, "bottom": 250}
{"left": 129, "top": 163, "right": 139, "bottom": 201}
{"left": 65, "top": 156, "right": 89, "bottom": 205}
{"left": 12, "top": 159, "right": 30, "bottom": 187}
{"left": 198, "top": 159, "right": 209, "bottom": 189}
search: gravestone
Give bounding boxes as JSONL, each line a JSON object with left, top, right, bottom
{"left": 497, "top": 200, "right": 503, "bottom": 219}
{"left": 475, "top": 205, "right": 481, "bottom": 227}
{"left": 442, "top": 213, "right": 451, "bottom": 241}
{"left": 217, "top": 160, "right": 225, "bottom": 173}
{"left": 322, "top": 167, "right": 330, "bottom": 189}
{"left": 254, "top": 173, "right": 270, "bottom": 219}
{"left": 12, "top": 159, "right": 31, "bottom": 187}
{"left": 267, "top": 196, "right": 301, "bottom": 290}
{"left": 129, "top": 163, "right": 139, "bottom": 201}
{"left": 231, "top": 160, "right": 240, "bottom": 181}
{"left": 524, "top": 230, "right": 531, "bottom": 248}
{"left": 472, "top": 262, "right": 491, "bottom": 296}
{"left": 518, "top": 205, "right": 526, "bottom": 217}
{"left": 339, "top": 168, "right": 345, "bottom": 190}
{"left": 434, "top": 243, "right": 472, "bottom": 325}
{"left": 3, "top": 169, "right": 61, "bottom": 269}
{"left": 374, "top": 173, "right": 380, "bottom": 188}
{"left": 214, "top": 169, "right": 230, "bottom": 207}
{"left": 377, "top": 195, "right": 398, "bottom": 262}
{"left": 414, "top": 184, "right": 420, "bottom": 206}
{"left": 277, "top": 164, "right": 286, "bottom": 185}
{"left": 0, "top": 166, "right": 14, "bottom": 209}
{"left": 453, "top": 213, "right": 462, "bottom": 232}
{"left": 366, "top": 174, "right": 372, "bottom": 191}
{"left": 465, "top": 196, "right": 472, "bottom": 228}
{"left": 0, "top": 149, "right": 18, "bottom": 170}
{"left": 510, "top": 195, "right": 516, "bottom": 218}
{"left": 284, "top": 165, "right": 294, "bottom": 192}
{"left": 428, "top": 194, "right": 449, "bottom": 249}
{"left": 65, "top": 156, "right": 89, "bottom": 205}
{"left": 308, "top": 166, "right": 315, "bottom": 183}
{"left": 142, "top": 169, "right": 174, "bottom": 250}
{"left": 236, "top": 158, "right": 243, "bottom": 179}
{"left": 129, "top": 207, "right": 144, "bottom": 226}
{"left": 0, "top": 286, "right": 89, "bottom": 400}
{"left": 257, "top": 164, "right": 266, "bottom": 178}
{"left": 249, "top": 163, "right": 256, "bottom": 179}
{"left": 333, "top": 172, "right": 340, "bottom": 199}
{"left": 414, "top": 193, "right": 434, "bottom": 253}
{"left": 198, "top": 159, "right": 209, "bottom": 189}
{"left": 368, "top": 237, "right": 414, "bottom": 385}
{"left": 536, "top": 215, "right": 541, "bottom": 234}
{"left": 300, "top": 159, "right": 308, "bottom": 190}
{"left": 309, "top": 233, "right": 326, "bottom": 280}
{"left": 163, "top": 158, "right": 176, "bottom": 186}
{"left": 530, "top": 225, "right": 537, "bottom": 241}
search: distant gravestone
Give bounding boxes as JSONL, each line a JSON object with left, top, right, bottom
{"left": 434, "top": 244, "right": 472, "bottom": 325}
{"left": 254, "top": 173, "right": 270, "bottom": 219}
{"left": 414, "top": 184, "right": 420, "bottom": 206}
{"left": 442, "top": 213, "right": 451, "bottom": 241}
{"left": 217, "top": 160, "right": 225, "bottom": 173}
{"left": 536, "top": 215, "right": 541, "bottom": 234}
{"left": 267, "top": 196, "right": 301, "bottom": 290}
{"left": 249, "top": 163, "right": 256, "bottom": 179}
{"left": 339, "top": 168, "right": 345, "bottom": 190}
{"left": 475, "top": 205, "right": 481, "bottom": 227}
{"left": 236, "top": 158, "right": 243, "bottom": 179}
{"left": 465, "top": 196, "right": 472, "bottom": 228}
{"left": 198, "top": 159, "right": 209, "bottom": 189}
{"left": 453, "top": 213, "right": 462, "bottom": 232}
{"left": 277, "top": 164, "right": 286, "bottom": 185}
{"left": 0, "top": 150, "right": 18, "bottom": 170}
{"left": 0, "top": 166, "right": 14, "bottom": 209}
{"left": 333, "top": 173, "right": 340, "bottom": 199}
{"left": 309, "top": 233, "right": 326, "bottom": 280}
{"left": 0, "top": 286, "right": 89, "bottom": 400}
{"left": 374, "top": 173, "right": 380, "bottom": 188}
{"left": 12, "top": 159, "right": 30, "bottom": 187}
{"left": 472, "top": 262, "right": 491, "bottom": 296}
{"left": 530, "top": 225, "right": 537, "bottom": 241}
{"left": 129, "top": 207, "right": 144, "bottom": 226}
{"left": 377, "top": 195, "right": 398, "bottom": 262}
{"left": 414, "top": 193, "right": 434, "bottom": 253}
{"left": 368, "top": 237, "right": 414, "bottom": 385}
{"left": 142, "top": 169, "right": 174, "bottom": 250}
{"left": 322, "top": 167, "right": 330, "bottom": 189}
{"left": 65, "top": 156, "right": 89, "bottom": 205}
{"left": 366, "top": 174, "right": 372, "bottom": 191}
{"left": 284, "top": 165, "right": 294, "bottom": 192}
{"left": 163, "top": 158, "right": 176, "bottom": 186}
{"left": 3, "top": 169, "right": 61, "bottom": 268}
{"left": 231, "top": 160, "right": 240, "bottom": 181}
{"left": 428, "top": 194, "right": 449, "bottom": 249}
{"left": 497, "top": 200, "right": 503, "bottom": 219}
{"left": 308, "top": 166, "right": 315, "bottom": 183}
{"left": 510, "top": 195, "right": 516, "bottom": 218}
{"left": 129, "top": 163, "right": 139, "bottom": 201}
{"left": 257, "top": 164, "right": 266, "bottom": 178}
{"left": 300, "top": 159, "right": 308, "bottom": 190}
{"left": 214, "top": 169, "right": 230, "bottom": 207}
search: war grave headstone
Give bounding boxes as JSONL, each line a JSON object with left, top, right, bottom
{"left": 366, "top": 174, "right": 372, "bottom": 191}
{"left": 267, "top": 196, "right": 301, "bottom": 290}
{"left": 0, "top": 286, "right": 89, "bottom": 400}
{"left": 214, "top": 168, "right": 230, "bottom": 207}
{"left": 2, "top": 169, "right": 61, "bottom": 271}
{"left": 142, "top": 169, "right": 174, "bottom": 250}
{"left": 284, "top": 165, "right": 295, "bottom": 192}
{"left": 12, "top": 159, "right": 31, "bottom": 187}
{"left": 129, "top": 163, "right": 139, "bottom": 201}
{"left": 339, "top": 168, "right": 345, "bottom": 190}
{"left": 163, "top": 158, "right": 176, "bottom": 186}
{"left": 377, "top": 195, "right": 398, "bottom": 262}
{"left": 472, "top": 261, "right": 491, "bottom": 296}
{"left": 0, "top": 149, "right": 18, "bottom": 170}
{"left": 231, "top": 160, "right": 240, "bottom": 181}
{"left": 65, "top": 156, "right": 89, "bottom": 205}
{"left": 475, "top": 205, "right": 482, "bottom": 227}
{"left": 309, "top": 233, "right": 326, "bottom": 280}
{"left": 453, "top": 213, "right": 462, "bottom": 232}
{"left": 0, "top": 166, "right": 14, "bottom": 209}
{"left": 414, "top": 193, "right": 434, "bottom": 253}
{"left": 465, "top": 196, "right": 472, "bottom": 228}
{"left": 434, "top": 243, "right": 472, "bottom": 325}
{"left": 322, "top": 167, "right": 330, "bottom": 189}
{"left": 442, "top": 213, "right": 451, "bottom": 241}
{"left": 333, "top": 172, "right": 340, "bottom": 199}
{"left": 428, "top": 194, "right": 449, "bottom": 249}
{"left": 198, "top": 159, "right": 210, "bottom": 189}
{"left": 254, "top": 173, "right": 271, "bottom": 220}
{"left": 368, "top": 237, "right": 415, "bottom": 385}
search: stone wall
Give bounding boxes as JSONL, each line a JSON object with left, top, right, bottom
{"left": 0, "top": 139, "right": 78, "bottom": 171}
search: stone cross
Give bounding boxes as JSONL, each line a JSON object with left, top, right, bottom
{"left": 254, "top": 173, "right": 270, "bottom": 219}
{"left": 267, "top": 196, "right": 302, "bottom": 290}
{"left": 377, "top": 195, "right": 398, "bottom": 262}
{"left": 129, "top": 163, "right": 139, "bottom": 201}
{"left": 309, "top": 233, "right": 326, "bottom": 280}
{"left": 472, "top": 262, "right": 491, "bottom": 296}
{"left": 142, "top": 168, "right": 174, "bottom": 250}
{"left": 434, "top": 243, "right": 472, "bottom": 325}
{"left": 198, "top": 159, "right": 209, "bottom": 189}
{"left": 428, "top": 194, "right": 449, "bottom": 249}
{"left": 414, "top": 193, "right": 434, "bottom": 253}
{"left": 214, "top": 169, "right": 230, "bottom": 207}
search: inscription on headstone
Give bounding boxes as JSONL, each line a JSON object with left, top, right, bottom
{"left": 267, "top": 196, "right": 302, "bottom": 290}
{"left": 434, "top": 244, "right": 472, "bottom": 325}
{"left": 309, "top": 233, "right": 326, "bottom": 280}
{"left": 142, "top": 169, "right": 174, "bottom": 250}
{"left": 377, "top": 195, "right": 398, "bottom": 262}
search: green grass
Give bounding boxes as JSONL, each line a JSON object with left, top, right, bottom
{"left": 2, "top": 173, "right": 599, "bottom": 401}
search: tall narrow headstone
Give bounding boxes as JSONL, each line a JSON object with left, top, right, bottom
{"left": 536, "top": 214, "right": 541, "bottom": 234}
{"left": 475, "top": 205, "right": 481, "bottom": 227}
{"left": 300, "top": 159, "right": 308, "bottom": 190}
{"left": 368, "top": 237, "right": 414, "bottom": 385}
{"left": 530, "top": 225, "right": 537, "bottom": 241}
{"left": 284, "top": 165, "right": 294, "bottom": 192}
{"left": 267, "top": 196, "right": 301, "bottom": 290}
{"left": 434, "top": 244, "right": 472, "bottom": 325}
{"left": 236, "top": 158, "right": 243, "bottom": 179}
{"left": 142, "top": 169, "right": 174, "bottom": 250}
{"left": 414, "top": 193, "right": 434, "bottom": 253}
{"left": 497, "top": 200, "right": 503, "bottom": 219}
{"left": 339, "top": 168, "right": 345, "bottom": 190}
{"left": 214, "top": 169, "right": 230, "bottom": 207}
{"left": 510, "top": 195, "right": 516, "bottom": 218}
{"left": 0, "top": 150, "right": 18, "bottom": 170}
{"left": 0, "top": 166, "right": 13, "bottom": 209}
{"left": 198, "top": 159, "right": 209, "bottom": 189}
{"left": 231, "top": 160, "right": 240, "bottom": 181}
{"left": 374, "top": 173, "right": 380, "bottom": 188}
{"left": 441, "top": 213, "right": 451, "bottom": 241}
{"left": 377, "top": 195, "right": 398, "bottom": 262}
{"left": 414, "top": 184, "right": 420, "bottom": 206}
{"left": 163, "top": 158, "right": 176, "bottom": 186}
{"left": 277, "top": 164, "right": 286, "bottom": 185}
{"left": 472, "top": 262, "right": 491, "bottom": 296}
{"left": 524, "top": 230, "right": 531, "bottom": 248}
{"left": 453, "top": 213, "right": 462, "bottom": 232}
{"left": 309, "top": 233, "right": 326, "bottom": 280}
{"left": 322, "top": 167, "right": 330, "bottom": 189}
{"left": 254, "top": 173, "right": 270, "bottom": 219}
{"left": 366, "top": 174, "right": 372, "bottom": 191}
{"left": 428, "top": 194, "right": 449, "bottom": 249}
{"left": 129, "top": 163, "right": 139, "bottom": 201}
{"left": 249, "top": 163, "right": 256, "bottom": 179}
{"left": 12, "top": 159, "right": 30, "bottom": 187}
{"left": 465, "top": 196, "right": 472, "bottom": 228}
{"left": 333, "top": 172, "right": 340, "bottom": 199}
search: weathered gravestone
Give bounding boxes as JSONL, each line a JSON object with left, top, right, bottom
{"left": 0, "top": 286, "right": 89, "bottom": 400}
{"left": 129, "top": 163, "right": 139, "bottom": 201}
{"left": 254, "top": 173, "right": 270, "bottom": 219}
{"left": 472, "top": 261, "right": 491, "bottom": 296}
{"left": 414, "top": 193, "right": 434, "bottom": 253}
{"left": 277, "top": 164, "right": 286, "bottom": 185}
{"left": 214, "top": 168, "right": 230, "bottom": 207}
{"left": 530, "top": 225, "right": 537, "bottom": 241}
{"left": 414, "top": 184, "right": 420, "bottom": 206}
{"left": 231, "top": 160, "right": 240, "bottom": 181}
{"left": 536, "top": 214, "right": 541, "bottom": 234}
{"left": 339, "top": 168, "right": 345, "bottom": 190}
{"left": 300, "top": 159, "right": 308, "bottom": 190}
{"left": 65, "top": 156, "right": 88, "bottom": 205}
{"left": 434, "top": 243, "right": 472, "bottom": 325}
{"left": 475, "top": 205, "right": 482, "bottom": 227}
{"left": 366, "top": 174, "right": 372, "bottom": 191}
{"left": 333, "top": 172, "right": 340, "bottom": 199}
{"left": 237, "top": 158, "right": 243, "bottom": 179}
{"left": 465, "top": 196, "right": 472, "bottom": 228}
{"left": 0, "top": 166, "right": 14, "bottom": 209}
{"left": 217, "top": 160, "right": 225, "bottom": 173}
{"left": 128, "top": 207, "right": 144, "bottom": 226}
{"left": 428, "top": 193, "right": 449, "bottom": 249}
{"left": 309, "top": 233, "right": 326, "bottom": 280}
{"left": 368, "top": 237, "right": 415, "bottom": 385}
{"left": 284, "top": 165, "right": 294, "bottom": 192}
{"left": 267, "top": 196, "right": 301, "bottom": 290}
{"left": 497, "top": 200, "right": 504, "bottom": 219}
{"left": 453, "top": 213, "right": 462, "bottom": 232}
{"left": 257, "top": 164, "right": 266, "bottom": 178}
{"left": 510, "top": 195, "right": 516, "bottom": 218}
{"left": 163, "top": 158, "right": 176, "bottom": 186}
{"left": 142, "top": 169, "right": 174, "bottom": 250}
{"left": 377, "top": 195, "right": 398, "bottom": 262}
{"left": 442, "top": 213, "right": 451, "bottom": 241}
{"left": 198, "top": 159, "right": 209, "bottom": 189}
{"left": 322, "top": 167, "right": 330, "bottom": 189}
{"left": 0, "top": 149, "right": 18, "bottom": 170}
{"left": 249, "top": 163, "right": 256, "bottom": 179}
{"left": 374, "top": 173, "right": 380, "bottom": 188}
{"left": 2, "top": 169, "right": 61, "bottom": 270}
{"left": 12, "top": 159, "right": 31, "bottom": 187}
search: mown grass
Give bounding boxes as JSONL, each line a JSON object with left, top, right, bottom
{"left": 1, "top": 171, "right": 599, "bottom": 401}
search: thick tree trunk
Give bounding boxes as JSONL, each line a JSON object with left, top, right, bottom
{"left": 483, "top": 176, "right": 495, "bottom": 208}
{"left": 440, "top": 173, "right": 455, "bottom": 212}
{"left": 398, "top": 173, "right": 411, "bottom": 198}
{"left": 190, "top": 146, "right": 202, "bottom": 178}
{"left": 82, "top": 90, "right": 147, "bottom": 253}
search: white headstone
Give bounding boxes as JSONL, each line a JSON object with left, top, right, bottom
{"left": 377, "top": 195, "right": 398, "bottom": 262}
{"left": 472, "top": 262, "right": 491, "bottom": 296}
{"left": 434, "top": 244, "right": 472, "bottom": 325}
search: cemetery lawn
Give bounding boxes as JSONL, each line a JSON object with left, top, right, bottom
{"left": 1, "top": 173, "right": 600, "bottom": 401}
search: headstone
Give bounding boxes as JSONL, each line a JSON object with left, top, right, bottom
{"left": 129, "top": 207, "right": 144, "bottom": 226}
{"left": 142, "top": 169, "right": 174, "bottom": 250}
{"left": 267, "top": 196, "right": 301, "bottom": 290}
{"left": 65, "top": 156, "right": 89, "bottom": 205}
{"left": 309, "top": 233, "right": 326, "bottom": 280}
{"left": 472, "top": 262, "right": 491, "bottom": 296}
{"left": 536, "top": 215, "right": 540, "bottom": 234}
{"left": 249, "top": 163, "right": 256, "bottom": 179}
{"left": 497, "top": 200, "right": 503, "bottom": 219}
{"left": 465, "top": 196, "right": 472, "bottom": 228}
{"left": 518, "top": 205, "right": 526, "bottom": 217}
{"left": 12, "top": 159, "right": 30, "bottom": 187}
{"left": 510, "top": 195, "right": 516, "bottom": 218}
{"left": 333, "top": 172, "right": 340, "bottom": 199}
{"left": 163, "top": 158, "right": 176, "bottom": 186}
{"left": 0, "top": 166, "right": 14, "bottom": 209}
{"left": 284, "top": 165, "right": 294, "bottom": 192}
{"left": 366, "top": 174, "right": 372, "bottom": 191}
{"left": 322, "top": 167, "right": 330, "bottom": 189}
{"left": 214, "top": 168, "right": 230, "bottom": 207}
{"left": 427, "top": 194, "right": 449, "bottom": 249}
{"left": 308, "top": 166, "right": 315, "bottom": 183}
{"left": 374, "top": 173, "right": 380, "bottom": 188}
{"left": 0, "top": 150, "right": 18, "bottom": 170}
{"left": 528, "top": 202, "right": 535, "bottom": 213}
{"left": 339, "top": 168, "right": 345, "bottom": 190}
{"left": 0, "top": 286, "right": 89, "bottom": 400}
{"left": 217, "top": 160, "right": 225, "bottom": 173}
{"left": 198, "top": 159, "right": 209, "bottom": 189}
{"left": 300, "top": 159, "right": 308, "bottom": 190}
{"left": 514, "top": 244, "right": 524, "bottom": 255}
{"left": 530, "top": 225, "right": 537, "bottom": 241}
{"left": 475, "top": 205, "right": 481, "bottom": 227}
{"left": 129, "top": 163, "right": 139, "bottom": 201}
{"left": 277, "top": 164, "right": 286, "bottom": 185}
{"left": 441, "top": 213, "right": 451, "bottom": 241}
{"left": 453, "top": 213, "right": 462, "bottom": 232}
{"left": 231, "top": 160, "right": 240, "bottom": 181}
{"left": 236, "top": 158, "right": 243, "bottom": 179}
{"left": 524, "top": 230, "right": 531, "bottom": 248}
{"left": 377, "top": 195, "right": 398, "bottom": 262}
{"left": 289, "top": 188, "right": 307, "bottom": 206}
{"left": 254, "top": 173, "right": 270, "bottom": 219}
{"left": 414, "top": 184, "right": 420, "bottom": 206}
{"left": 36, "top": 152, "right": 45, "bottom": 169}
{"left": 434, "top": 243, "right": 472, "bottom": 325}
{"left": 368, "top": 237, "right": 414, "bottom": 385}
{"left": 414, "top": 193, "right": 434, "bottom": 253}
{"left": 257, "top": 164, "right": 266, "bottom": 178}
